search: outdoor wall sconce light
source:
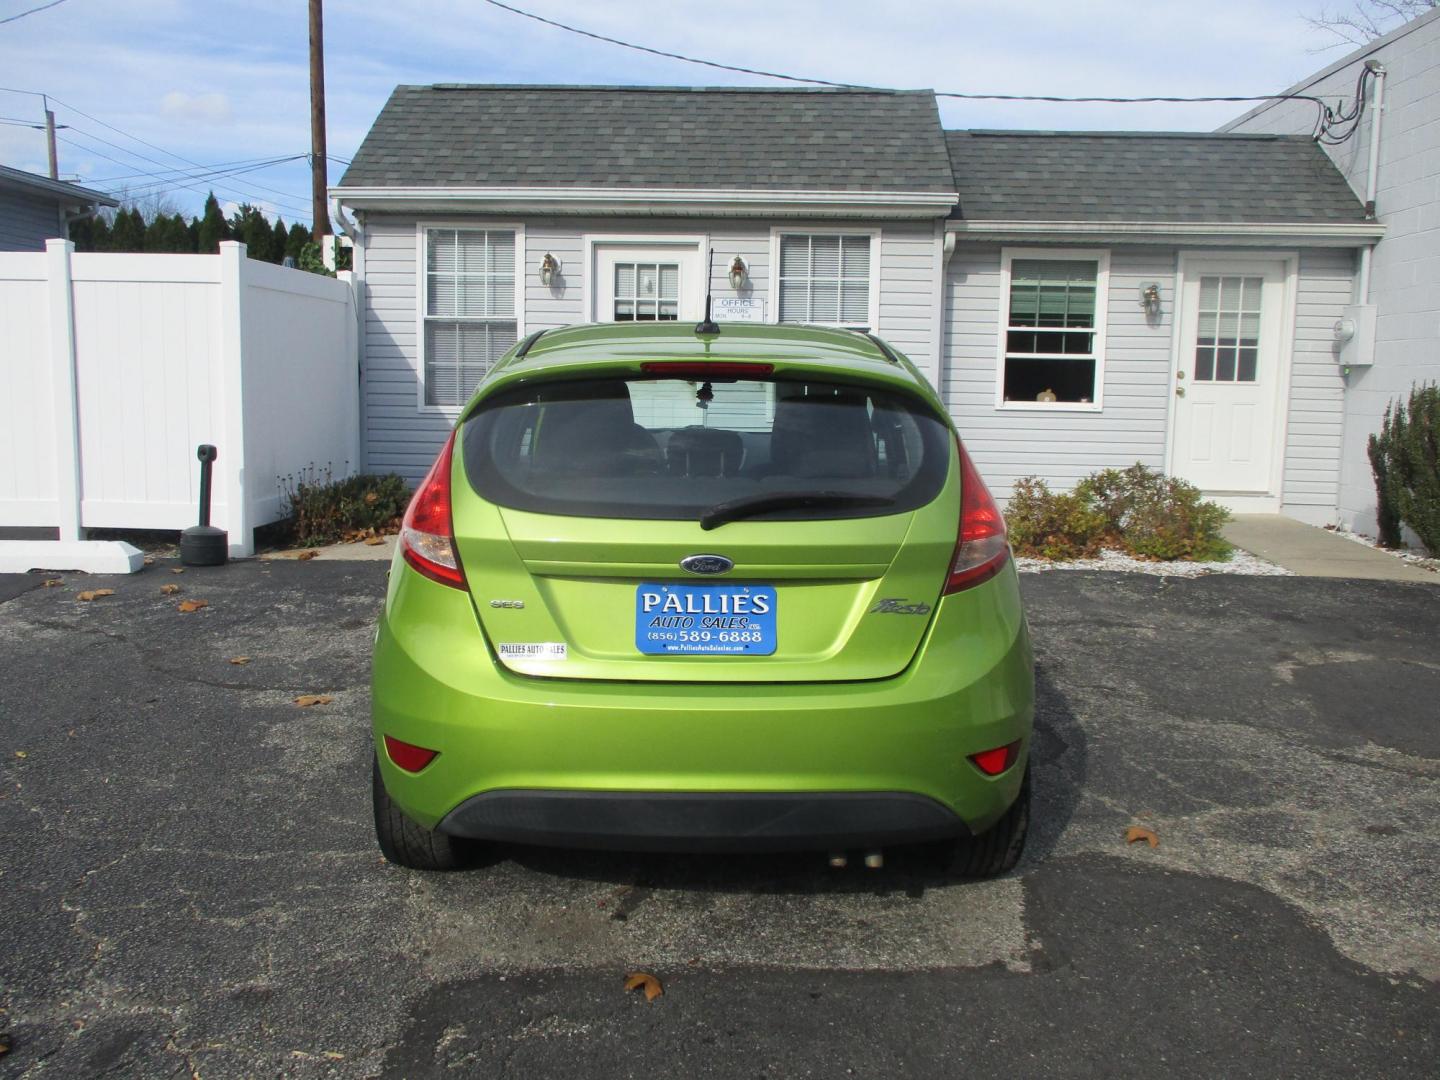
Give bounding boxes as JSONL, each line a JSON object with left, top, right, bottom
{"left": 1139, "top": 282, "right": 1161, "bottom": 316}
{"left": 539, "top": 252, "right": 560, "bottom": 287}
{"left": 727, "top": 255, "right": 748, "bottom": 290}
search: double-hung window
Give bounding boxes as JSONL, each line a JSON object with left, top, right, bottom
{"left": 1000, "top": 252, "right": 1108, "bottom": 407}
{"left": 776, "top": 233, "right": 873, "bottom": 326}
{"left": 423, "top": 228, "right": 517, "bottom": 408}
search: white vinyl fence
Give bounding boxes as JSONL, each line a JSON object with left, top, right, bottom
{"left": 0, "top": 240, "right": 359, "bottom": 557}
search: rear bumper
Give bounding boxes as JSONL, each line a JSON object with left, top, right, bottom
{"left": 439, "top": 789, "right": 968, "bottom": 852}
{"left": 373, "top": 555, "right": 1034, "bottom": 846}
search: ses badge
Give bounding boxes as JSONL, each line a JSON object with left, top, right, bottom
{"left": 635, "top": 583, "right": 777, "bottom": 655}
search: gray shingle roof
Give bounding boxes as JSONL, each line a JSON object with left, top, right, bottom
{"left": 339, "top": 85, "right": 956, "bottom": 193}
{"left": 945, "top": 130, "right": 1368, "bottom": 223}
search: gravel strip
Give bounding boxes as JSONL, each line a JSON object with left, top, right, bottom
{"left": 1015, "top": 547, "right": 1292, "bottom": 577}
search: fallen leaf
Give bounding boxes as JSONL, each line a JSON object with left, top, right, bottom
{"left": 160, "top": 584, "right": 181, "bottom": 595}
{"left": 0, "top": 1031, "right": 10, "bottom": 1056}
{"left": 363, "top": 536, "right": 385, "bottom": 546}
{"left": 171, "top": 568, "right": 185, "bottom": 574}
{"left": 42, "top": 578, "right": 63, "bottom": 587}
{"left": 624, "top": 972, "right": 663, "bottom": 1002}
{"left": 177, "top": 599, "right": 209, "bottom": 613}
{"left": 1125, "top": 825, "right": 1160, "bottom": 848}
{"left": 294, "top": 694, "right": 333, "bottom": 707}
{"left": 143, "top": 556, "right": 155, "bottom": 565}
{"left": 295, "top": 550, "right": 319, "bottom": 561}
{"left": 363, "top": 492, "right": 379, "bottom": 505}
{"left": 76, "top": 589, "right": 115, "bottom": 601}
{"left": 13, "top": 751, "right": 26, "bottom": 759}
{"left": 323, "top": 1051, "right": 345, "bottom": 1061}
{"left": 228, "top": 656, "right": 251, "bottom": 665}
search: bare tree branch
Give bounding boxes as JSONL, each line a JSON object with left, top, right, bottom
{"left": 1303, "top": 0, "right": 1437, "bottom": 50}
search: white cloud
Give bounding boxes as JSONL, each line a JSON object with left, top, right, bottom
{"left": 160, "top": 91, "right": 234, "bottom": 125}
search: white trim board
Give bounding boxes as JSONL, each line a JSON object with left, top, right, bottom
{"left": 948, "top": 220, "right": 1384, "bottom": 246}
{"left": 337, "top": 187, "right": 958, "bottom": 219}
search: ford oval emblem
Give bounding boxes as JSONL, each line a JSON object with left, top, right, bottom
{"left": 680, "top": 554, "right": 734, "bottom": 576}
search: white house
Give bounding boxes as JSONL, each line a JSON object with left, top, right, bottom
{"left": 333, "top": 84, "right": 1383, "bottom": 522}
{"left": 1223, "top": 6, "right": 1440, "bottom": 535}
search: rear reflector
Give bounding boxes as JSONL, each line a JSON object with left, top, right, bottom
{"left": 384, "top": 735, "right": 438, "bottom": 773}
{"left": 943, "top": 436, "right": 1010, "bottom": 593}
{"left": 969, "top": 740, "right": 1021, "bottom": 777}
{"left": 400, "top": 429, "right": 466, "bottom": 590}
{"left": 640, "top": 362, "right": 774, "bottom": 378}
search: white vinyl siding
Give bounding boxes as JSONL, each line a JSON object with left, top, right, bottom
{"left": 777, "top": 233, "right": 872, "bottom": 326}
{"left": 358, "top": 216, "right": 940, "bottom": 482}
{"left": 946, "top": 244, "right": 1173, "bottom": 497}
{"left": 422, "top": 228, "right": 517, "bottom": 407}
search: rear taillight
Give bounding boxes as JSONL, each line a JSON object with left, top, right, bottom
{"left": 640, "top": 362, "right": 774, "bottom": 378}
{"left": 943, "top": 436, "right": 1010, "bottom": 594}
{"left": 400, "top": 430, "right": 466, "bottom": 590}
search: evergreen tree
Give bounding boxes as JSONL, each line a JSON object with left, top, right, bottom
{"left": 89, "top": 214, "right": 113, "bottom": 251}
{"left": 196, "top": 192, "right": 228, "bottom": 254}
{"left": 286, "top": 222, "right": 310, "bottom": 263}
{"left": 109, "top": 207, "right": 146, "bottom": 252}
{"left": 68, "top": 214, "right": 95, "bottom": 250}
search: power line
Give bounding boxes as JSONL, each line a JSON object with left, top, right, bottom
{"left": 478, "top": 0, "right": 1348, "bottom": 131}
{"left": 0, "top": 0, "right": 70, "bottom": 27}
{"left": 57, "top": 133, "right": 312, "bottom": 216}
{"left": 88, "top": 152, "right": 310, "bottom": 185}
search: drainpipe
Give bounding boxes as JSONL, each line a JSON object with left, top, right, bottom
{"left": 1356, "top": 60, "right": 1386, "bottom": 305}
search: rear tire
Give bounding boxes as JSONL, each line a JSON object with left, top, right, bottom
{"left": 372, "top": 756, "right": 473, "bottom": 871}
{"left": 941, "top": 764, "right": 1031, "bottom": 879}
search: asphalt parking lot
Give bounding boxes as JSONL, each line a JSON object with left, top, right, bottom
{"left": 1, "top": 560, "right": 1436, "bottom": 1078}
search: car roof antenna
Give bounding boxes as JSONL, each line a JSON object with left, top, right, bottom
{"left": 694, "top": 247, "right": 720, "bottom": 336}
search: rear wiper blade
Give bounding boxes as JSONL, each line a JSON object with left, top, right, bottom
{"left": 699, "top": 491, "right": 897, "bottom": 531}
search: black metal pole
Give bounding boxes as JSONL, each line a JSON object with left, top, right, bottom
{"left": 197, "top": 445, "right": 216, "bottom": 527}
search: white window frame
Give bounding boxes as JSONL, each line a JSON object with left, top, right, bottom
{"left": 768, "top": 226, "right": 881, "bottom": 331}
{"left": 415, "top": 221, "right": 526, "bottom": 415}
{"left": 995, "top": 247, "right": 1110, "bottom": 412}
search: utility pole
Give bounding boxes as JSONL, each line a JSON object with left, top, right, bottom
{"left": 44, "top": 95, "right": 58, "bottom": 179}
{"left": 309, "top": 0, "right": 330, "bottom": 240}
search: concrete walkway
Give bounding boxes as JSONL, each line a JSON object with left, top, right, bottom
{"left": 1223, "top": 515, "right": 1436, "bottom": 582}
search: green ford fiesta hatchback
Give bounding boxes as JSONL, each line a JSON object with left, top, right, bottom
{"left": 371, "top": 322, "right": 1034, "bottom": 875}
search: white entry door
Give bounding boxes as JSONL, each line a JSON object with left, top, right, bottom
{"left": 1172, "top": 259, "right": 1288, "bottom": 495}
{"left": 592, "top": 243, "right": 703, "bottom": 324}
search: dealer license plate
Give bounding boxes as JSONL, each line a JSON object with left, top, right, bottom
{"left": 635, "top": 582, "right": 777, "bottom": 655}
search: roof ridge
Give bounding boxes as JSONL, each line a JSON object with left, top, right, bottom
{"left": 418, "top": 83, "right": 930, "bottom": 94}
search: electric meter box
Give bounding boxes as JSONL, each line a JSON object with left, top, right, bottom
{"left": 1334, "top": 304, "right": 1377, "bottom": 368}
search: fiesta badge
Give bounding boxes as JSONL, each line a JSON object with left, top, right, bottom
{"left": 680, "top": 554, "right": 734, "bottom": 576}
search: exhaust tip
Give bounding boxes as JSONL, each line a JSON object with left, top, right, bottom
{"left": 827, "top": 852, "right": 848, "bottom": 869}
{"left": 863, "top": 851, "right": 884, "bottom": 870}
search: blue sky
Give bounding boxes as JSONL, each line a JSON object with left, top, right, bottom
{"left": 0, "top": 0, "right": 1380, "bottom": 225}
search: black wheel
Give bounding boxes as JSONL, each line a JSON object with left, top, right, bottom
{"left": 940, "top": 764, "right": 1031, "bottom": 879}
{"left": 372, "top": 756, "right": 474, "bottom": 871}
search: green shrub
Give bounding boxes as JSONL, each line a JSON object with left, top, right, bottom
{"left": 1007, "top": 464, "right": 1232, "bottom": 562}
{"left": 282, "top": 468, "right": 411, "bottom": 546}
{"left": 1005, "top": 477, "right": 1109, "bottom": 560}
{"left": 1369, "top": 383, "right": 1440, "bottom": 555}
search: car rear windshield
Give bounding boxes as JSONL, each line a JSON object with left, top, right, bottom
{"left": 460, "top": 374, "right": 952, "bottom": 523}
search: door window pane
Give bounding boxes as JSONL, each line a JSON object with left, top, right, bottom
{"left": 1194, "top": 275, "right": 1263, "bottom": 383}
{"left": 614, "top": 261, "right": 680, "bottom": 322}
